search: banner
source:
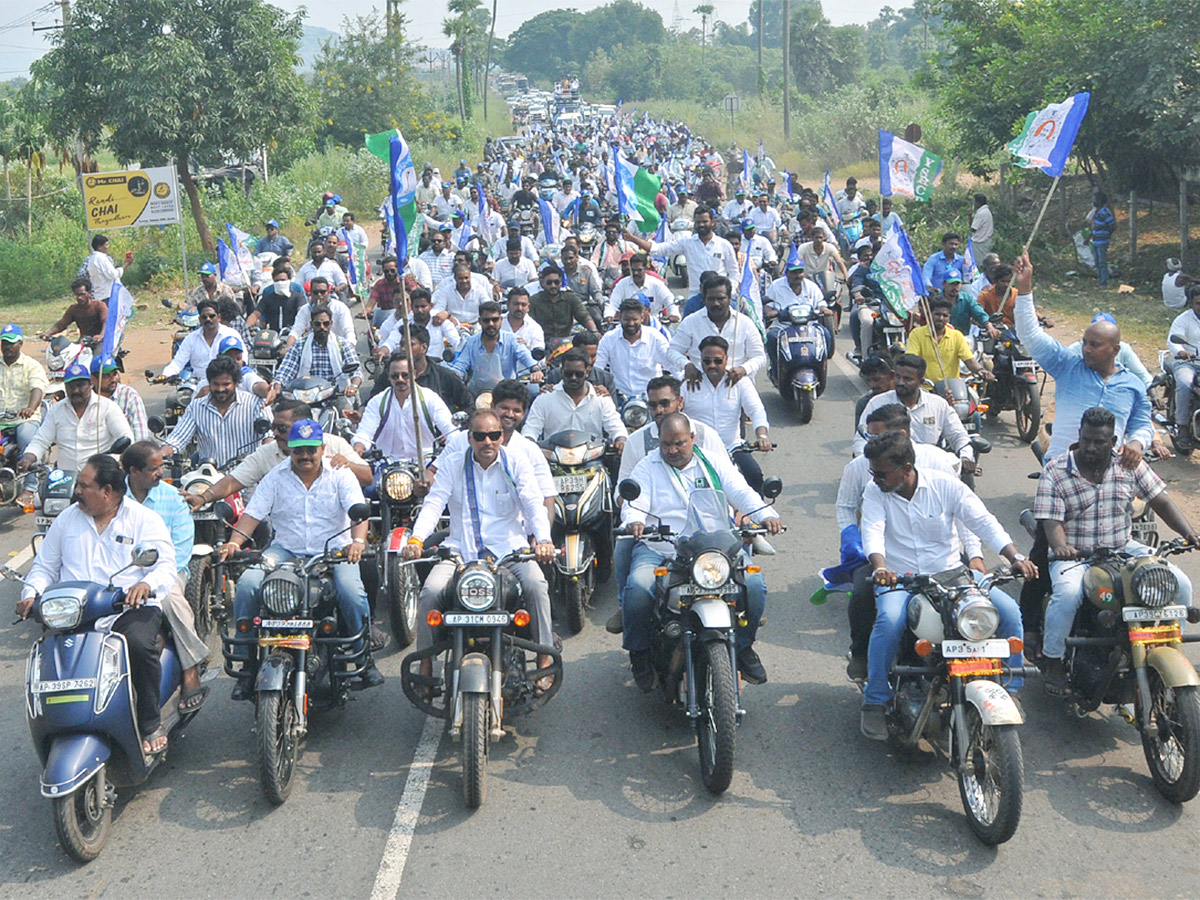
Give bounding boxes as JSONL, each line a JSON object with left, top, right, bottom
{"left": 878, "top": 130, "right": 942, "bottom": 202}
{"left": 869, "top": 226, "right": 926, "bottom": 317}
{"left": 1007, "top": 91, "right": 1091, "bottom": 178}
{"left": 100, "top": 283, "right": 135, "bottom": 361}
{"left": 81, "top": 166, "right": 181, "bottom": 231}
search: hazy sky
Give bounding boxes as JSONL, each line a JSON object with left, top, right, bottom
{"left": 3, "top": 0, "right": 892, "bottom": 77}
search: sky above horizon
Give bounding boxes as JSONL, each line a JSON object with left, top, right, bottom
{"left": 2, "top": 0, "right": 892, "bottom": 79}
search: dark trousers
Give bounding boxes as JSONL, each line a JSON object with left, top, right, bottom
{"left": 847, "top": 564, "right": 874, "bottom": 658}
{"left": 731, "top": 449, "right": 764, "bottom": 494}
{"left": 1019, "top": 522, "right": 1050, "bottom": 635}
{"left": 113, "top": 606, "right": 164, "bottom": 734}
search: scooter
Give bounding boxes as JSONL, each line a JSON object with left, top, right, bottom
{"left": 768, "top": 299, "right": 830, "bottom": 424}
{"left": 1154, "top": 335, "right": 1200, "bottom": 457}
{"left": 7, "top": 545, "right": 199, "bottom": 862}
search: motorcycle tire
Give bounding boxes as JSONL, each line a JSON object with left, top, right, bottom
{"left": 53, "top": 772, "right": 111, "bottom": 862}
{"left": 695, "top": 641, "right": 737, "bottom": 795}
{"left": 796, "top": 390, "right": 814, "bottom": 425}
{"left": 258, "top": 689, "right": 299, "bottom": 806}
{"left": 185, "top": 556, "right": 215, "bottom": 642}
{"left": 565, "top": 577, "right": 588, "bottom": 635}
{"left": 1013, "top": 381, "right": 1041, "bottom": 444}
{"left": 461, "top": 692, "right": 489, "bottom": 809}
{"left": 1170, "top": 431, "right": 1195, "bottom": 459}
{"left": 387, "top": 554, "right": 419, "bottom": 648}
{"left": 956, "top": 708, "right": 1023, "bottom": 845}
{"left": 1141, "top": 675, "right": 1200, "bottom": 803}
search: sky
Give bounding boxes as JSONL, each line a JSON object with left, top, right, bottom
{"left": 2, "top": 0, "right": 892, "bottom": 79}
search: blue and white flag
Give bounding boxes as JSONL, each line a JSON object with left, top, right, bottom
{"left": 389, "top": 132, "right": 418, "bottom": 273}
{"left": 457, "top": 222, "right": 473, "bottom": 250}
{"left": 1007, "top": 91, "right": 1091, "bottom": 178}
{"left": 784, "top": 172, "right": 795, "bottom": 202}
{"left": 537, "top": 197, "right": 559, "bottom": 244}
{"left": 741, "top": 148, "right": 751, "bottom": 192}
{"left": 962, "top": 239, "right": 977, "bottom": 283}
{"left": 217, "top": 238, "right": 240, "bottom": 285}
{"left": 869, "top": 226, "right": 927, "bottom": 317}
{"left": 739, "top": 249, "right": 755, "bottom": 299}
{"left": 477, "top": 188, "right": 492, "bottom": 244}
{"left": 878, "top": 129, "right": 942, "bottom": 202}
{"left": 100, "top": 282, "right": 135, "bottom": 362}
{"left": 822, "top": 169, "right": 842, "bottom": 226}
{"left": 339, "top": 227, "right": 359, "bottom": 286}
{"left": 651, "top": 215, "right": 668, "bottom": 271}
{"left": 223, "top": 223, "right": 256, "bottom": 287}
{"left": 612, "top": 144, "right": 637, "bottom": 223}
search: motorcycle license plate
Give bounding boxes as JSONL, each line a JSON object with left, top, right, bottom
{"left": 34, "top": 516, "right": 54, "bottom": 528}
{"left": 1012, "top": 359, "right": 1038, "bottom": 372}
{"left": 1123, "top": 605, "right": 1188, "bottom": 622}
{"left": 31, "top": 678, "right": 97, "bottom": 693}
{"left": 443, "top": 612, "right": 511, "bottom": 626}
{"left": 554, "top": 474, "right": 589, "bottom": 493}
{"left": 941, "top": 639, "right": 1011, "bottom": 658}
{"left": 259, "top": 618, "right": 313, "bottom": 630}
{"left": 677, "top": 583, "right": 739, "bottom": 596}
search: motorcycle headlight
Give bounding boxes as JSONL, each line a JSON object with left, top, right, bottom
{"left": 474, "top": 391, "right": 493, "bottom": 410}
{"left": 623, "top": 403, "right": 649, "bottom": 430}
{"left": 293, "top": 387, "right": 319, "bottom": 404}
{"left": 692, "top": 551, "right": 731, "bottom": 590}
{"left": 260, "top": 571, "right": 304, "bottom": 616}
{"left": 457, "top": 569, "right": 498, "bottom": 611}
{"left": 955, "top": 594, "right": 1000, "bottom": 642}
{"left": 95, "top": 636, "right": 124, "bottom": 714}
{"left": 1131, "top": 563, "right": 1178, "bottom": 608}
{"left": 42, "top": 497, "right": 70, "bottom": 516}
{"left": 553, "top": 444, "right": 586, "bottom": 466}
{"left": 40, "top": 595, "right": 83, "bottom": 631}
{"left": 385, "top": 468, "right": 414, "bottom": 501}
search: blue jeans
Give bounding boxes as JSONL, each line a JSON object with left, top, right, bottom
{"left": 232, "top": 544, "right": 370, "bottom": 662}
{"left": 614, "top": 535, "right": 634, "bottom": 605}
{"left": 865, "top": 572, "right": 1025, "bottom": 706}
{"left": 1093, "top": 241, "right": 1109, "bottom": 286}
{"left": 622, "top": 542, "right": 766, "bottom": 652}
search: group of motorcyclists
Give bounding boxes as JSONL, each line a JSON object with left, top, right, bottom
{"left": 9, "top": 93, "right": 1200, "bottom": 854}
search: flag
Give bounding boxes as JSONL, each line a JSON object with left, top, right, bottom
{"left": 537, "top": 197, "right": 559, "bottom": 244}
{"left": 740, "top": 148, "right": 751, "bottom": 192}
{"left": 822, "top": 169, "right": 842, "bottom": 226}
{"left": 216, "top": 238, "right": 241, "bottom": 286}
{"left": 650, "top": 215, "right": 668, "bottom": 270}
{"left": 962, "top": 239, "right": 977, "bottom": 283}
{"left": 100, "top": 282, "right": 135, "bottom": 361}
{"left": 1007, "top": 91, "right": 1091, "bottom": 178}
{"left": 869, "top": 226, "right": 926, "bottom": 317}
{"left": 816, "top": 525, "right": 869, "bottom": 597}
{"left": 457, "top": 222, "right": 473, "bottom": 250}
{"left": 364, "top": 128, "right": 400, "bottom": 163}
{"left": 476, "top": 188, "right": 492, "bottom": 244}
{"left": 878, "top": 129, "right": 942, "bottom": 202}
{"left": 612, "top": 146, "right": 662, "bottom": 233}
{"left": 739, "top": 250, "right": 755, "bottom": 300}
{"left": 223, "top": 223, "right": 256, "bottom": 287}
{"left": 388, "top": 132, "right": 418, "bottom": 272}
{"left": 784, "top": 172, "right": 795, "bottom": 202}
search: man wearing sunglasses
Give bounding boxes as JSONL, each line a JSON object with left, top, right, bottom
{"left": 352, "top": 353, "right": 454, "bottom": 463}
{"left": 160, "top": 297, "right": 240, "bottom": 379}
{"left": 286, "top": 276, "right": 356, "bottom": 350}
{"left": 446, "top": 301, "right": 543, "bottom": 394}
{"left": 272, "top": 304, "right": 363, "bottom": 399}
{"left": 522, "top": 349, "right": 626, "bottom": 451}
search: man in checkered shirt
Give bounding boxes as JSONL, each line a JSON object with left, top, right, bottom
{"left": 1034, "top": 406, "right": 1199, "bottom": 693}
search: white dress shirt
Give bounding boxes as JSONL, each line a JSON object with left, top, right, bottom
{"left": 500, "top": 314, "right": 545, "bottom": 352}
{"left": 618, "top": 417, "right": 728, "bottom": 484}
{"left": 404, "top": 256, "right": 433, "bottom": 290}
{"left": 411, "top": 445, "right": 551, "bottom": 559}
{"left": 353, "top": 386, "right": 455, "bottom": 462}
{"left": 86, "top": 251, "right": 123, "bottom": 302}
{"left": 244, "top": 457, "right": 366, "bottom": 557}
{"left": 594, "top": 327, "right": 674, "bottom": 397}
{"left": 861, "top": 467, "right": 1011, "bottom": 576}
{"left": 854, "top": 390, "right": 974, "bottom": 461}
{"left": 684, "top": 376, "right": 769, "bottom": 449}
{"left": 440, "top": 428, "right": 555, "bottom": 498}
{"left": 764, "top": 275, "right": 824, "bottom": 313}
{"left": 296, "top": 258, "right": 348, "bottom": 289}
{"left": 432, "top": 280, "right": 492, "bottom": 324}
{"left": 522, "top": 383, "right": 628, "bottom": 442}
{"left": 669, "top": 309, "right": 767, "bottom": 377}
{"left": 647, "top": 233, "right": 738, "bottom": 290}
{"left": 162, "top": 324, "right": 240, "bottom": 378}
{"left": 26, "top": 393, "right": 134, "bottom": 472}
{"left": 744, "top": 233, "right": 778, "bottom": 268}
{"left": 606, "top": 275, "right": 678, "bottom": 320}
{"left": 23, "top": 497, "right": 177, "bottom": 606}
{"left": 495, "top": 257, "right": 539, "bottom": 288}
{"left": 380, "top": 315, "right": 461, "bottom": 355}
{"left": 748, "top": 206, "right": 782, "bottom": 237}
{"left": 292, "top": 298, "right": 357, "bottom": 347}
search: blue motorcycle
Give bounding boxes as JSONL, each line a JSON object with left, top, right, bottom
{"left": 768, "top": 300, "right": 830, "bottom": 424}
{"left": 7, "top": 545, "right": 198, "bottom": 862}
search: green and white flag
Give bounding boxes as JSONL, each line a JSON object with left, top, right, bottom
{"left": 612, "top": 145, "right": 663, "bottom": 234}
{"left": 878, "top": 129, "right": 942, "bottom": 202}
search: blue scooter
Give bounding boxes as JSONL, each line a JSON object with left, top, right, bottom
{"left": 6, "top": 545, "right": 199, "bottom": 863}
{"left": 768, "top": 299, "right": 831, "bottom": 425}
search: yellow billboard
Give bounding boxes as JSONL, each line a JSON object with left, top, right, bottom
{"left": 81, "top": 166, "right": 181, "bottom": 230}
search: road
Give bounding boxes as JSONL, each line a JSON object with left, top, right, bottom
{"left": 3, "top": 325, "right": 1200, "bottom": 898}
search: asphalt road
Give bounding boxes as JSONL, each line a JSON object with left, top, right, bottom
{"left": 3, "top": 323, "right": 1200, "bottom": 898}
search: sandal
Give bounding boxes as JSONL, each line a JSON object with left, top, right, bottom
{"left": 142, "top": 725, "right": 168, "bottom": 756}
{"left": 178, "top": 685, "right": 209, "bottom": 714}
{"left": 370, "top": 625, "right": 391, "bottom": 653}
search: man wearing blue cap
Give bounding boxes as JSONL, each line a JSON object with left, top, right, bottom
{"left": 257, "top": 219, "right": 293, "bottom": 257}
{"left": 219, "top": 417, "right": 382, "bottom": 697}
{"left": 763, "top": 254, "right": 831, "bottom": 377}
{"left": 0, "top": 324, "right": 49, "bottom": 456}
{"left": 91, "top": 353, "right": 149, "bottom": 441}
{"left": 19, "top": 361, "right": 132, "bottom": 477}
{"left": 215, "top": 335, "right": 272, "bottom": 401}
{"left": 187, "top": 261, "right": 236, "bottom": 308}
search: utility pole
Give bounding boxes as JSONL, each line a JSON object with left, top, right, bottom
{"left": 757, "top": 0, "right": 764, "bottom": 98}
{"left": 782, "top": 0, "right": 791, "bottom": 139}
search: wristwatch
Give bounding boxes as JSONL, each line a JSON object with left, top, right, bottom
{"left": 1011, "top": 553, "right": 1027, "bottom": 563}
{"left": 352, "top": 538, "right": 366, "bottom": 545}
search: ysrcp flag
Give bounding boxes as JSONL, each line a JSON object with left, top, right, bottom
{"left": 878, "top": 130, "right": 942, "bottom": 202}
{"left": 1007, "top": 91, "right": 1091, "bottom": 178}
{"left": 822, "top": 169, "right": 841, "bottom": 226}
{"left": 869, "top": 226, "right": 926, "bottom": 318}
{"left": 388, "top": 131, "right": 419, "bottom": 271}
{"left": 223, "top": 223, "right": 257, "bottom": 287}
{"left": 100, "top": 282, "right": 135, "bottom": 361}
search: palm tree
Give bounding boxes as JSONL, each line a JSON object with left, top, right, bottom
{"left": 484, "top": 0, "right": 497, "bottom": 119}
{"left": 443, "top": 18, "right": 468, "bottom": 122}
{"left": 694, "top": 4, "right": 714, "bottom": 62}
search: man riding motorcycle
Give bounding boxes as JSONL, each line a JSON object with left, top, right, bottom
{"left": 0, "top": 323, "right": 49, "bottom": 456}
{"left": 1165, "top": 285, "right": 1200, "bottom": 450}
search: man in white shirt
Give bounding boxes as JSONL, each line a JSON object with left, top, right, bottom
{"left": 748, "top": 194, "right": 782, "bottom": 241}
{"left": 161, "top": 297, "right": 240, "bottom": 378}
{"left": 287, "top": 278, "right": 357, "bottom": 349}
{"left": 19, "top": 363, "right": 133, "bottom": 474}
{"left": 419, "top": 229, "right": 457, "bottom": 289}
{"left": 495, "top": 238, "right": 539, "bottom": 289}
{"left": 630, "top": 207, "right": 737, "bottom": 292}
{"left": 19, "top": 454, "right": 177, "bottom": 753}
{"left": 669, "top": 276, "right": 767, "bottom": 384}
{"left": 295, "top": 242, "right": 348, "bottom": 298}
{"left": 606, "top": 254, "right": 679, "bottom": 321}
{"left": 741, "top": 220, "right": 778, "bottom": 277}
{"left": 432, "top": 182, "right": 463, "bottom": 222}
{"left": 85, "top": 233, "right": 125, "bottom": 302}
{"left": 219, "top": 417, "right": 382, "bottom": 695}
{"left": 721, "top": 189, "right": 753, "bottom": 225}
{"left": 835, "top": 177, "right": 867, "bottom": 221}
{"left": 595, "top": 298, "right": 674, "bottom": 400}
{"left": 523, "top": 350, "right": 628, "bottom": 448}
{"left": 432, "top": 264, "right": 492, "bottom": 326}
{"left": 969, "top": 193, "right": 994, "bottom": 262}
{"left": 875, "top": 196, "right": 903, "bottom": 237}
{"left": 858, "top": 431, "right": 1036, "bottom": 739}
{"left": 553, "top": 178, "right": 578, "bottom": 215}
{"left": 686, "top": 334, "right": 770, "bottom": 487}
{"left": 415, "top": 167, "right": 440, "bottom": 208}
{"left": 620, "top": 412, "right": 783, "bottom": 689}
{"left": 353, "top": 355, "right": 454, "bottom": 463}
{"left": 403, "top": 409, "right": 557, "bottom": 686}
{"left": 500, "top": 287, "right": 545, "bottom": 352}
{"left": 1166, "top": 287, "right": 1200, "bottom": 443}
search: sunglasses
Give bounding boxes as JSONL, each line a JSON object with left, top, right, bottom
{"left": 471, "top": 430, "right": 502, "bottom": 442}
{"left": 199, "top": 313, "right": 218, "bottom": 321}
{"left": 479, "top": 316, "right": 501, "bottom": 324}
{"left": 291, "top": 445, "right": 321, "bottom": 455}
{"left": 389, "top": 371, "right": 412, "bottom": 381}
{"left": 312, "top": 320, "right": 332, "bottom": 328}
{"left": 562, "top": 369, "right": 587, "bottom": 379}
{"left": 311, "top": 288, "right": 329, "bottom": 295}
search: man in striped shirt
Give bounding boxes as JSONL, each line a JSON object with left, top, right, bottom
{"left": 163, "top": 356, "right": 263, "bottom": 466}
{"left": 91, "top": 353, "right": 150, "bottom": 441}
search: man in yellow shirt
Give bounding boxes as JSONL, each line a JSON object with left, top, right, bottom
{"left": 904, "top": 292, "right": 995, "bottom": 386}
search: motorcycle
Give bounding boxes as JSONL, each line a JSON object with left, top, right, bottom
{"left": 45, "top": 336, "right": 93, "bottom": 394}
{"left": 6, "top": 545, "right": 199, "bottom": 862}
{"left": 866, "top": 299, "right": 908, "bottom": 359}
{"left": 250, "top": 327, "right": 288, "bottom": 380}
{"left": 541, "top": 429, "right": 614, "bottom": 634}
{"left": 0, "top": 410, "right": 28, "bottom": 504}
{"left": 616, "top": 479, "right": 783, "bottom": 794}
{"left": 281, "top": 362, "right": 360, "bottom": 439}
{"left": 145, "top": 369, "right": 198, "bottom": 433}
{"left": 219, "top": 504, "right": 377, "bottom": 805}
{"left": 1153, "top": 334, "right": 1200, "bottom": 457}
{"left": 619, "top": 393, "right": 650, "bottom": 433}
{"left": 1021, "top": 533, "right": 1200, "bottom": 803}
{"left": 866, "top": 567, "right": 1032, "bottom": 844}
{"left": 363, "top": 452, "right": 425, "bottom": 647}
{"left": 161, "top": 297, "right": 199, "bottom": 360}
{"left": 769, "top": 298, "right": 831, "bottom": 424}
{"left": 400, "top": 546, "right": 564, "bottom": 809}
{"left": 981, "top": 324, "right": 1042, "bottom": 443}
{"left": 668, "top": 218, "right": 692, "bottom": 284}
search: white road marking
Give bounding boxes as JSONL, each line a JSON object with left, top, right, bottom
{"left": 6, "top": 544, "right": 34, "bottom": 572}
{"left": 369, "top": 715, "right": 443, "bottom": 900}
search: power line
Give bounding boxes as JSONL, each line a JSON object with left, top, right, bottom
{"left": 0, "top": 4, "right": 56, "bottom": 34}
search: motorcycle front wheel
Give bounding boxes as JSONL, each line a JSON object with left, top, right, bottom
{"left": 258, "top": 689, "right": 299, "bottom": 805}
{"left": 956, "top": 707, "right": 1023, "bottom": 845}
{"left": 795, "top": 389, "right": 814, "bottom": 425}
{"left": 695, "top": 641, "right": 737, "bottom": 795}
{"left": 185, "top": 556, "right": 216, "bottom": 641}
{"left": 52, "top": 772, "right": 111, "bottom": 862}
{"left": 461, "top": 692, "right": 489, "bottom": 809}
{"left": 387, "top": 554, "right": 419, "bottom": 648}
{"left": 565, "top": 574, "right": 590, "bottom": 635}
{"left": 1013, "top": 381, "right": 1041, "bottom": 444}
{"left": 1141, "top": 674, "right": 1200, "bottom": 803}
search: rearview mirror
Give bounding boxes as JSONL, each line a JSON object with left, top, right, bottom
{"left": 213, "top": 500, "right": 237, "bottom": 525}
{"left": 348, "top": 502, "right": 371, "bottom": 523}
{"left": 442, "top": 348, "right": 456, "bottom": 362}
{"left": 531, "top": 347, "right": 546, "bottom": 361}
{"left": 617, "top": 479, "right": 641, "bottom": 501}
{"left": 147, "top": 416, "right": 166, "bottom": 436}
{"left": 130, "top": 545, "right": 159, "bottom": 568}
{"left": 1171, "top": 334, "right": 1187, "bottom": 345}
{"left": 342, "top": 360, "right": 360, "bottom": 374}
{"left": 254, "top": 417, "right": 271, "bottom": 435}
{"left": 108, "top": 437, "right": 132, "bottom": 455}
{"left": 761, "top": 477, "right": 783, "bottom": 500}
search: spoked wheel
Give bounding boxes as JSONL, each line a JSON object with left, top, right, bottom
{"left": 1013, "top": 381, "right": 1041, "bottom": 443}
{"left": 257, "top": 688, "right": 299, "bottom": 805}
{"left": 461, "top": 692, "right": 489, "bottom": 809}
{"left": 956, "top": 707, "right": 1023, "bottom": 845}
{"left": 387, "top": 554, "right": 419, "bottom": 648}
{"left": 185, "top": 556, "right": 215, "bottom": 641}
{"left": 52, "top": 771, "right": 111, "bottom": 862}
{"left": 694, "top": 641, "right": 737, "bottom": 795}
{"left": 796, "top": 390, "right": 814, "bottom": 425}
{"left": 1141, "top": 675, "right": 1200, "bottom": 803}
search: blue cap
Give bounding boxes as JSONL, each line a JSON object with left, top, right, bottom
{"left": 1092, "top": 312, "right": 1117, "bottom": 325}
{"left": 199, "top": 262, "right": 218, "bottom": 275}
{"left": 89, "top": 354, "right": 119, "bottom": 375}
{"left": 63, "top": 363, "right": 90, "bottom": 383}
{"left": 265, "top": 218, "right": 280, "bottom": 228}
{"left": 437, "top": 223, "right": 452, "bottom": 232}
{"left": 634, "top": 291, "right": 652, "bottom": 308}
{"left": 287, "top": 418, "right": 324, "bottom": 447}
{"left": 451, "top": 208, "right": 465, "bottom": 219}
{"left": 0, "top": 323, "right": 23, "bottom": 342}
{"left": 218, "top": 335, "right": 244, "bottom": 355}
{"left": 740, "top": 218, "right": 756, "bottom": 232}
{"left": 944, "top": 268, "right": 963, "bottom": 284}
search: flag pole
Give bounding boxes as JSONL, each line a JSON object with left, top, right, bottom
{"left": 397, "top": 276, "right": 425, "bottom": 481}
{"left": 918, "top": 294, "right": 948, "bottom": 382}
{"left": 1021, "top": 175, "right": 1061, "bottom": 256}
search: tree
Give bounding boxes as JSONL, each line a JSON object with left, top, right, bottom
{"left": 694, "top": 4, "right": 715, "bottom": 62}
{"left": 444, "top": 0, "right": 484, "bottom": 122}
{"left": 504, "top": 10, "right": 584, "bottom": 83}
{"left": 33, "top": 0, "right": 308, "bottom": 253}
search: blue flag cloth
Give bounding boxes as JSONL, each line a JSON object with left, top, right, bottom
{"left": 741, "top": 148, "right": 751, "bottom": 191}
{"left": 339, "top": 227, "right": 358, "bottom": 284}
{"left": 389, "top": 133, "right": 417, "bottom": 275}
{"left": 739, "top": 250, "right": 754, "bottom": 299}
{"left": 651, "top": 215, "right": 668, "bottom": 270}
{"left": 217, "top": 238, "right": 238, "bottom": 283}
{"left": 895, "top": 226, "right": 928, "bottom": 297}
{"left": 819, "top": 524, "right": 869, "bottom": 593}
{"left": 101, "top": 282, "right": 134, "bottom": 361}
{"left": 1007, "top": 91, "right": 1091, "bottom": 178}
{"left": 785, "top": 242, "right": 803, "bottom": 271}
{"left": 822, "top": 169, "right": 841, "bottom": 226}
{"left": 784, "top": 172, "right": 795, "bottom": 202}
{"left": 963, "top": 238, "right": 977, "bottom": 283}
{"left": 537, "top": 197, "right": 558, "bottom": 243}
